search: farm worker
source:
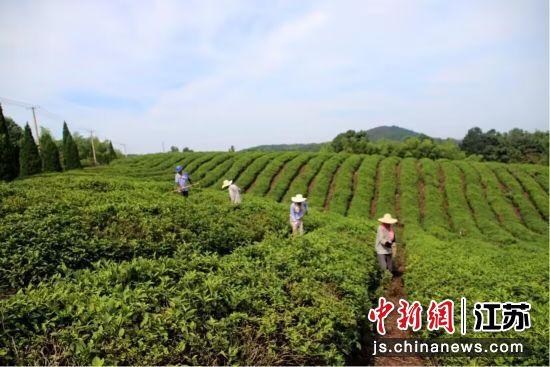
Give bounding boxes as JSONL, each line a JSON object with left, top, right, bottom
{"left": 375, "top": 213, "right": 398, "bottom": 272}
{"left": 175, "top": 165, "right": 192, "bottom": 198}
{"left": 289, "top": 194, "right": 308, "bottom": 236}
{"left": 222, "top": 179, "right": 241, "bottom": 204}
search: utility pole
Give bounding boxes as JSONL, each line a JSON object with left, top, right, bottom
{"left": 86, "top": 129, "right": 98, "bottom": 166}
{"left": 30, "top": 106, "right": 40, "bottom": 145}
{"left": 162, "top": 141, "right": 165, "bottom": 153}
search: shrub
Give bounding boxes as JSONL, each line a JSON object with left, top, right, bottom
{"left": 282, "top": 153, "right": 331, "bottom": 203}
{"left": 247, "top": 152, "right": 298, "bottom": 196}
{"left": 308, "top": 154, "right": 348, "bottom": 209}
{"left": 373, "top": 156, "right": 400, "bottom": 220}
{"left": 472, "top": 163, "right": 540, "bottom": 241}
{"left": 267, "top": 153, "right": 314, "bottom": 202}
{"left": 237, "top": 153, "right": 278, "bottom": 191}
{"left": 347, "top": 155, "right": 381, "bottom": 218}
{"left": 418, "top": 158, "right": 451, "bottom": 234}
{"left": 489, "top": 163, "right": 547, "bottom": 234}
{"left": 454, "top": 161, "right": 516, "bottom": 245}
{"left": 439, "top": 160, "right": 481, "bottom": 237}
{"left": 327, "top": 154, "right": 363, "bottom": 215}
{"left": 397, "top": 157, "right": 421, "bottom": 232}
{"left": 208, "top": 152, "right": 264, "bottom": 189}
{"left": 506, "top": 165, "right": 548, "bottom": 219}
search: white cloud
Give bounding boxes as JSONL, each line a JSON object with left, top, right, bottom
{"left": 0, "top": 0, "right": 547, "bottom": 153}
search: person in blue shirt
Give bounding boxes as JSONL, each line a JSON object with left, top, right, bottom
{"left": 175, "top": 165, "right": 192, "bottom": 197}
{"left": 289, "top": 194, "right": 308, "bottom": 236}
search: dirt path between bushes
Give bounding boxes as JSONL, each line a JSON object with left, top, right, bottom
{"left": 373, "top": 236, "right": 424, "bottom": 366}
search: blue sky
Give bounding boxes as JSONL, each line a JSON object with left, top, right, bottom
{"left": 0, "top": 0, "right": 548, "bottom": 153}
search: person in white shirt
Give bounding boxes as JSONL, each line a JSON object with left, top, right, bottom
{"left": 175, "top": 165, "right": 192, "bottom": 198}
{"left": 222, "top": 179, "right": 241, "bottom": 205}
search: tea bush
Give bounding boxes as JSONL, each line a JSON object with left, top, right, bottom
{"left": 347, "top": 155, "right": 381, "bottom": 218}
{"left": 328, "top": 155, "right": 363, "bottom": 215}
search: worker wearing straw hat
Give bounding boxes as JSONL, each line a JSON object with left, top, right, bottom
{"left": 222, "top": 179, "right": 241, "bottom": 205}
{"left": 289, "top": 194, "right": 308, "bottom": 236}
{"left": 375, "top": 213, "right": 398, "bottom": 272}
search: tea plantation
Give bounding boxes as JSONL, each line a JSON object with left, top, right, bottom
{"left": 0, "top": 151, "right": 548, "bottom": 365}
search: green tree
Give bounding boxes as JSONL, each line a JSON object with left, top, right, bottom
{"left": 331, "top": 130, "right": 370, "bottom": 153}
{"left": 19, "top": 124, "right": 42, "bottom": 176}
{"left": 170, "top": 145, "right": 179, "bottom": 152}
{"left": 39, "top": 131, "right": 62, "bottom": 172}
{"left": 5, "top": 116, "right": 24, "bottom": 146}
{"left": 62, "top": 121, "right": 82, "bottom": 170}
{"left": 460, "top": 127, "right": 548, "bottom": 164}
{"left": 0, "top": 104, "right": 20, "bottom": 180}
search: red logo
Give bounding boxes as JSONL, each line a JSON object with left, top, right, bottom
{"left": 368, "top": 297, "right": 395, "bottom": 335}
{"left": 427, "top": 299, "right": 455, "bottom": 334}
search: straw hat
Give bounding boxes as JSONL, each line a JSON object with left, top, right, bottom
{"left": 222, "top": 179, "right": 233, "bottom": 189}
{"left": 291, "top": 194, "right": 307, "bottom": 203}
{"left": 378, "top": 213, "right": 398, "bottom": 224}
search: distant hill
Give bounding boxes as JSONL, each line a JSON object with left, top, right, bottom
{"left": 242, "top": 125, "right": 430, "bottom": 151}
{"left": 241, "top": 142, "right": 328, "bottom": 152}
{"left": 364, "top": 125, "right": 422, "bottom": 141}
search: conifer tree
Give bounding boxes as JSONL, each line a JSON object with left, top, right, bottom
{"left": 0, "top": 104, "right": 19, "bottom": 180}
{"left": 40, "top": 132, "right": 62, "bottom": 172}
{"left": 62, "top": 121, "right": 82, "bottom": 169}
{"left": 19, "top": 124, "right": 42, "bottom": 176}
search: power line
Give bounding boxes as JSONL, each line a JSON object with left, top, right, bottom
{"left": 1, "top": 96, "right": 128, "bottom": 155}
{"left": 0, "top": 97, "right": 41, "bottom": 144}
{"left": 0, "top": 96, "right": 36, "bottom": 109}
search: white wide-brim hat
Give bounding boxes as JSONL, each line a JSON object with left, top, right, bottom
{"left": 291, "top": 194, "right": 307, "bottom": 203}
{"left": 222, "top": 179, "right": 232, "bottom": 189}
{"left": 378, "top": 213, "right": 398, "bottom": 224}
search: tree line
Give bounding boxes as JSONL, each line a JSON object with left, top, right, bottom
{"left": 0, "top": 105, "right": 118, "bottom": 181}
{"left": 460, "top": 127, "right": 548, "bottom": 165}
{"left": 330, "top": 128, "right": 548, "bottom": 164}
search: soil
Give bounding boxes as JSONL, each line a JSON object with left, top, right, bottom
{"left": 437, "top": 163, "right": 454, "bottom": 231}
{"left": 323, "top": 165, "right": 342, "bottom": 210}
{"left": 283, "top": 161, "right": 311, "bottom": 201}
{"left": 374, "top": 240, "right": 424, "bottom": 366}
{"left": 370, "top": 160, "right": 382, "bottom": 218}
{"left": 267, "top": 163, "right": 288, "bottom": 194}
{"left": 458, "top": 166, "right": 481, "bottom": 230}
{"left": 307, "top": 175, "right": 317, "bottom": 197}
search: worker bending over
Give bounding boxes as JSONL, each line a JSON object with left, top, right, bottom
{"left": 222, "top": 179, "right": 241, "bottom": 204}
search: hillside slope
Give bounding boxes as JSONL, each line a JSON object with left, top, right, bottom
{"left": 0, "top": 172, "right": 383, "bottom": 365}
{"left": 2, "top": 151, "right": 548, "bottom": 365}
{"left": 107, "top": 151, "right": 549, "bottom": 364}
{"left": 115, "top": 151, "right": 548, "bottom": 236}
{"left": 243, "top": 125, "right": 454, "bottom": 151}
{"left": 363, "top": 125, "right": 422, "bottom": 141}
